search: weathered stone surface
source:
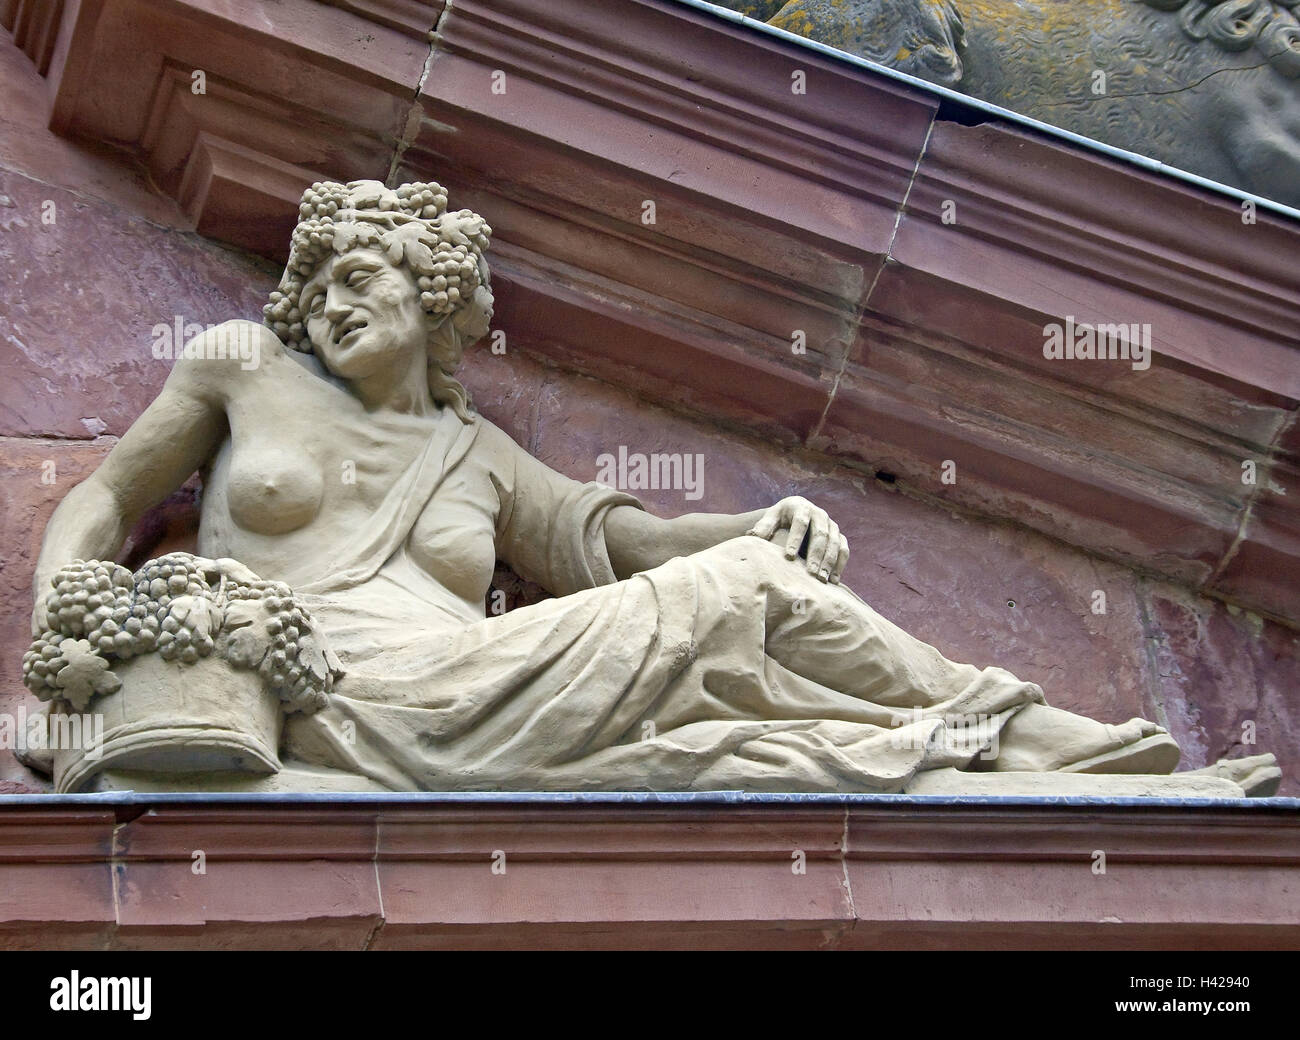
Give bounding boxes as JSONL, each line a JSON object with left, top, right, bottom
{"left": 0, "top": 438, "right": 110, "bottom": 790}
{"left": 0, "top": 27, "right": 189, "bottom": 228}
{"left": 119, "top": 476, "right": 203, "bottom": 572}
{"left": 1212, "top": 457, "right": 1300, "bottom": 625}
{"left": 0, "top": 808, "right": 118, "bottom": 950}
{"left": 0, "top": 168, "right": 278, "bottom": 440}
{"left": 457, "top": 346, "right": 550, "bottom": 451}
{"left": 0, "top": 439, "right": 204, "bottom": 792}
{"left": 1, "top": 7, "right": 1293, "bottom": 799}
{"left": 113, "top": 858, "right": 383, "bottom": 948}
{"left": 17, "top": 174, "right": 1263, "bottom": 797}
{"left": 1143, "top": 582, "right": 1300, "bottom": 795}
{"left": 10, "top": 326, "right": 1288, "bottom": 795}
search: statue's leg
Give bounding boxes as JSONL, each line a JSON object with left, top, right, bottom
{"left": 693, "top": 537, "right": 1180, "bottom": 775}
{"left": 693, "top": 537, "right": 1034, "bottom": 710}
{"left": 688, "top": 533, "right": 1044, "bottom": 751}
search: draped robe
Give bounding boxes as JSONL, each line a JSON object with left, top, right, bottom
{"left": 204, "top": 407, "right": 1045, "bottom": 792}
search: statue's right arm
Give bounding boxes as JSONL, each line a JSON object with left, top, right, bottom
{"left": 30, "top": 321, "right": 252, "bottom": 632}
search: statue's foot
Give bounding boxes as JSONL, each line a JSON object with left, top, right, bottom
{"left": 991, "top": 704, "right": 1180, "bottom": 774}
{"left": 1058, "top": 721, "right": 1181, "bottom": 776}
{"left": 1181, "top": 754, "right": 1281, "bottom": 797}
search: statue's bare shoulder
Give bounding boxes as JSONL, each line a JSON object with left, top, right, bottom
{"left": 89, "top": 321, "right": 292, "bottom": 520}
{"left": 161, "top": 320, "right": 291, "bottom": 404}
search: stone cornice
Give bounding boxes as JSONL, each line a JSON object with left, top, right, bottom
{"left": 4, "top": 0, "right": 1298, "bottom": 624}
{"left": 0, "top": 0, "right": 63, "bottom": 75}
{"left": 316, "top": 0, "right": 442, "bottom": 40}
{"left": 895, "top": 122, "right": 1300, "bottom": 396}
{"left": 1, "top": 799, "right": 1296, "bottom": 948}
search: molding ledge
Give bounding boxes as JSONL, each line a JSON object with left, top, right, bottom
{"left": 1, "top": 798, "right": 1297, "bottom": 949}
{"left": 0, "top": 0, "right": 63, "bottom": 75}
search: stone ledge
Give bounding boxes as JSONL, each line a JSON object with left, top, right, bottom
{"left": 0, "top": 794, "right": 1296, "bottom": 949}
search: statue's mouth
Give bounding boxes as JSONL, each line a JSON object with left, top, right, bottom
{"left": 334, "top": 317, "right": 368, "bottom": 344}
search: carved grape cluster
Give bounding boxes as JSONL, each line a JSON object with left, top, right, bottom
{"left": 297, "top": 181, "right": 351, "bottom": 222}
{"left": 24, "top": 553, "right": 339, "bottom": 715}
{"left": 43, "top": 560, "right": 135, "bottom": 648}
{"left": 416, "top": 234, "right": 485, "bottom": 317}
{"left": 22, "top": 632, "right": 72, "bottom": 698}
{"left": 223, "top": 581, "right": 337, "bottom": 714}
{"left": 134, "top": 553, "right": 214, "bottom": 662}
{"left": 394, "top": 181, "right": 450, "bottom": 219}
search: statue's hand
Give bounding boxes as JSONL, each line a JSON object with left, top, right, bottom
{"left": 747, "top": 497, "right": 849, "bottom": 583}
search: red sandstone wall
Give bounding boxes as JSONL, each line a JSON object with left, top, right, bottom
{"left": 1, "top": 31, "right": 1295, "bottom": 794}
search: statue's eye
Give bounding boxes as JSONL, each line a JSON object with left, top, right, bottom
{"left": 306, "top": 295, "right": 324, "bottom": 316}
{"left": 346, "top": 270, "right": 371, "bottom": 288}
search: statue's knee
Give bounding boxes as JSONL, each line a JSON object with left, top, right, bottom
{"left": 697, "top": 536, "right": 796, "bottom": 590}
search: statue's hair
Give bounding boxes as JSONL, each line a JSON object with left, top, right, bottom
{"left": 770, "top": 0, "right": 966, "bottom": 85}
{"left": 263, "top": 180, "right": 494, "bottom": 422}
{"left": 1139, "top": 0, "right": 1300, "bottom": 77}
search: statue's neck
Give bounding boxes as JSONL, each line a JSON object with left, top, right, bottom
{"left": 351, "top": 345, "right": 435, "bottom": 416}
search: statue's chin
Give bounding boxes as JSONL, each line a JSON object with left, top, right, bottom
{"left": 322, "top": 331, "right": 415, "bottom": 382}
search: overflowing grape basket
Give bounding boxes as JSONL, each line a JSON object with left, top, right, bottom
{"left": 23, "top": 553, "right": 342, "bottom": 793}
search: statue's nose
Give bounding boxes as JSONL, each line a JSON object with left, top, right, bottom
{"left": 323, "top": 297, "right": 350, "bottom": 323}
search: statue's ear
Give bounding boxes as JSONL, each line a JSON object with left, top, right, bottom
{"left": 769, "top": 0, "right": 966, "bottom": 86}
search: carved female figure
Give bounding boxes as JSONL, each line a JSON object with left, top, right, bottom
{"left": 27, "top": 180, "right": 1278, "bottom": 795}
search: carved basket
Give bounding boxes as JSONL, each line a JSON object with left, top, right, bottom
{"left": 52, "top": 650, "right": 281, "bottom": 794}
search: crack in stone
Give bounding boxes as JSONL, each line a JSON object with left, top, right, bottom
{"left": 108, "top": 818, "right": 134, "bottom": 940}
{"left": 809, "top": 114, "right": 935, "bottom": 444}
{"left": 528, "top": 374, "right": 547, "bottom": 456}
{"left": 1034, "top": 61, "right": 1274, "bottom": 107}
{"left": 364, "top": 824, "right": 385, "bottom": 950}
{"left": 385, "top": 2, "right": 454, "bottom": 187}
{"left": 1205, "top": 406, "right": 1296, "bottom": 591}
{"left": 0, "top": 433, "right": 118, "bottom": 445}
{"left": 838, "top": 806, "right": 854, "bottom": 936}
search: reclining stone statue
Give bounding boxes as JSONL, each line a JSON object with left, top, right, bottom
{"left": 721, "top": 0, "right": 1300, "bottom": 208}
{"left": 21, "top": 179, "right": 1281, "bottom": 797}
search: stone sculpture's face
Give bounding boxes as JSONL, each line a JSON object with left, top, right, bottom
{"left": 299, "top": 246, "right": 427, "bottom": 382}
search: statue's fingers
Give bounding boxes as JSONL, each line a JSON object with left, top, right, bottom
{"left": 785, "top": 509, "right": 811, "bottom": 559}
{"left": 831, "top": 536, "right": 850, "bottom": 584}
{"left": 749, "top": 506, "right": 781, "bottom": 540}
{"left": 817, "top": 521, "right": 841, "bottom": 581}
{"left": 806, "top": 517, "right": 831, "bottom": 578}
{"left": 815, "top": 521, "right": 841, "bottom": 581}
